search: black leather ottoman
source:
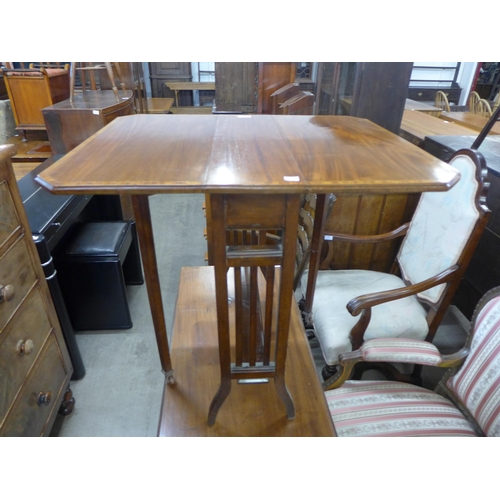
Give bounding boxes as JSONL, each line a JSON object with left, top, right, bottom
{"left": 58, "top": 221, "right": 143, "bottom": 330}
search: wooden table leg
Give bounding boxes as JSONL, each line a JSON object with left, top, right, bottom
{"left": 207, "top": 194, "right": 232, "bottom": 425}
{"left": 131, "top": 195, "right": 174, "bottom": 383}
{"left": 303, "top": 194, "right": 330, "bottom": 319}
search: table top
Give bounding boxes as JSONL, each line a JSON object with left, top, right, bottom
{"left": 42, "top": 90, "right": 134, "bottom": 112}
{"left": 166, "top": 82, "right": 215, "bottom": 91}
{"left": 405, "top": 99, "right": 442, "bottom": 115}
{"left": 439, "top": 111, "right": 500, "bottom": 135}
{"left": 36, "top": 114, "right": 459, "bottom": 196}
{"left": 158, "top": 266, "right": 336, "bottom": 437}
{"left": 144, "top": 97, "right": 174, "bottom": 114}
{"left": 400, "top": 109, "right": 476, "bottom": 145}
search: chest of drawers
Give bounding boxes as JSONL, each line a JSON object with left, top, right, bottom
{"left": 0, "top": 144, "right": 73, "bottom": 436}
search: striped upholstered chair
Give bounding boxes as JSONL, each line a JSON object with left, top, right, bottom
{"left": 324, "top": 286, "right": 500, "bottom": 437}
{"left": 301, "top": 149, "right": 490, "bottom": 384}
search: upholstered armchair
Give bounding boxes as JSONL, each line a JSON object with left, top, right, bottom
{"left": 300, "top": 149, "right": 490, "bottom": 384}
{"left": 324, "top": 286, "right": 500, "bottom": 437}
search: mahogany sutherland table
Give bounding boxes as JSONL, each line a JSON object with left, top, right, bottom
{"left": 35, "top": 114, "right": 459, "bottom": 433}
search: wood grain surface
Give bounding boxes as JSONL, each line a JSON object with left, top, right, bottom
{"left": 36, "top": 114, "right": 459, "bottom": 196}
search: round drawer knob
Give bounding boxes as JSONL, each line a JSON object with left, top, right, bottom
{"left": 38, "top": 392, "right": 52, "bottom": 407}
{"left": 0, "top": 284, "right": 15, "bottom": 303}
{"left": 17, "top": 339, "right": 34, "bottom": 355}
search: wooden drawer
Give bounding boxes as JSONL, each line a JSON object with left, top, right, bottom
{"left": 0, "top": 287, "right": 52, "bottom": 423}
{"left": 0, "top": 334, "right": 69, "bottom": 436}
{"left": 0, "top": 236, "right": 38, "bottom": 332}
{"left": 0, "top": 179, "right": 22, "bottom": 250}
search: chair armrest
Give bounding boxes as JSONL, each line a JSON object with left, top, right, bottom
{"left": 359, "top": 338, "right": 443, "bottom": 365}
{"left": 322, "top": 338, "right": 469, "bottom": 390}
{"left": 347, "top": 265, "right": 459, "bottom": 316}
{"left": 324, "top": 222, "right": 409, "bottom": 244}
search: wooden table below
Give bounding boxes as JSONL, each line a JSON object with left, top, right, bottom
{"left": 400, "top": 109, "right": 476, "bottom": 148}
{"left": 439, "top": 111, "right": 500, "bottom": 135}
{"left": 145, "top": 98, "right": 174, "bottom": 114}
{"left": 158, "top": 266, "right": 336, "bottom": 437}
{"left": 405, "top": 99, "right": 442, "bottom": 117}
{"left": 166, "top": 82, "right": 215, "bottom": 107}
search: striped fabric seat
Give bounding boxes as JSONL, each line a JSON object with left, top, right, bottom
{"left": 326, "top": 380, "right": 478, "bottom": 437}
{"left": 446, "top": 295, "right": 500, "bottom": 437}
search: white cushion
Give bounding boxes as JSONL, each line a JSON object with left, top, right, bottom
{"left": 303, "top": 269, "right": 429, "bottom": 365}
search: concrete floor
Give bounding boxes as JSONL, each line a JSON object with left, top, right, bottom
{"left": 52, "top": 192, "right": 470, "bottom": 437}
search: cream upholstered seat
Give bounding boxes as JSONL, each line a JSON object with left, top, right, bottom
{"left": 324, "top": 286, "right": 500, "bottom": 437}
{"left": 300, "top": 149, "right": 490, "bottom": 383}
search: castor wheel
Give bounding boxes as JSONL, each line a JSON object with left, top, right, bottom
{"left": 305, "top": 328, "right": 316, "bottom": 340}
{"left": 322, "top": 364, "right": 338, "bottom": 382}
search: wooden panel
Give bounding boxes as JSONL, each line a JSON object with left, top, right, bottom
{"left": 0, "top": 179, "right": 21, "bottom": 249}
{"left": 323, "top": 193, "right": 419, "bottom": 272}
{"left": 215, "top": 62, "right": 257, "bottom": 113}
{"left": 258, "top": 62, "right": 296, "bottom": 114}
{"left": 351, "top": 62, "right": 413, "bottom": 134}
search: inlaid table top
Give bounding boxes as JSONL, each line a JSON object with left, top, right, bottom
{"left": 36, "top": 114, "right": 459, "bottom": 196}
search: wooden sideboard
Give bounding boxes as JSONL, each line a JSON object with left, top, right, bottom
{"left": 0, "top": 144, "right": 73, "bottom": 436}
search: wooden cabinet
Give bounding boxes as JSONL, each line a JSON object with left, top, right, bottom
{"left": 214, "top": 62, "right": 257, "bottom": 113}
{"left": 148, "top": 62, "right": 192, "bottom": 104}
{"left": 43, "top": 90, "right": 135, "bottom": 155}
{"left": 0, "top": 144, "right": 73, "bottom": 436}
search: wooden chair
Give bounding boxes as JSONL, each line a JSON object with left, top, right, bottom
{"left": 468, "top": 91, "right": 481, "bottom": 112}
{"left": 434, "top": 90, "right": 451, "bottom": 112}
{"left": 1, "top": 66, "right": 70, "bottom": 140}
{"left": 69, "top": 62, "right": 126, "bottom": 102}
{"left": 98, "top": 62, "right": 148, "bottom": 113}
{"left": 298, "top": 149, "right": 490, "bottom": 384}
{"left": 474, "top": 98, "right": 493, "bottom": 118}
{"left": 324, "top": 285, "right": 500, "bottom": 436}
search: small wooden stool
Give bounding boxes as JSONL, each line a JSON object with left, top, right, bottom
{"left": 58, "top": 221, "right": 143, "bottom": 331}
